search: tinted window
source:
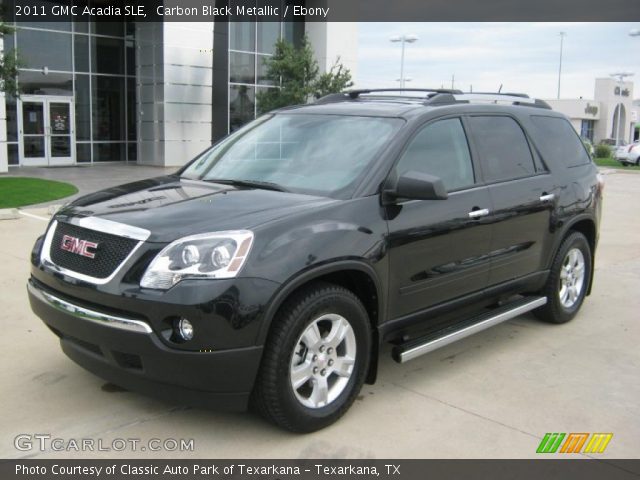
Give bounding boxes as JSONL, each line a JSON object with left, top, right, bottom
{"left": 530, "top": 116, "right": 592, "bottom": 167}
{"left": 468, "top": 116, "right": 536, "bottom": 183}
{"left": 396, "top": 118, "right": 474, "bottom": 191}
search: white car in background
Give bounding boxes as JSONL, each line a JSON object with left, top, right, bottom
{"left": 616, "top": 142, "right": 640, "bottom": 166}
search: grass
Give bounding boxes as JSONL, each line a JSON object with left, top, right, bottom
{"left": 594, "top": 157, "right": 640, "bottom": 171}
{"left": 0, "top": 177, "right": 78, "bottom": 209}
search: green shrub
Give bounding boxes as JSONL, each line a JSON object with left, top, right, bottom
{"left": 595, "top": 144, "right": 611, "bottom": 159}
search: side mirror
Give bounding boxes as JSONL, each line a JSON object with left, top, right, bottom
{"left": 383, "top": 171, "right": 448, "bottom": 203}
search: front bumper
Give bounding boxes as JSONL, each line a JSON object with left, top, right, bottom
{"left": 28, "top": 279, "right": 263, "bottom": 411}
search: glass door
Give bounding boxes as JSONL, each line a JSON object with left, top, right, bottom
{"left": 47, "top": 100, "right": 74, "bottom": 166}
{"left": 20, "top": 99, "right": 47, "bottom": 166}
{"left": 19, "top": 96, "right": 75, "bottom": 166}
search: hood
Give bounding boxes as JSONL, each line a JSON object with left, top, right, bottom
{"left": 56, "top": 176, "right": 335, "bottom": 242}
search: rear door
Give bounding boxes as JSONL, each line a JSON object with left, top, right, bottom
{"left": 386, "top": 117, "right": 493, "bottom": 320}
{"left": 465, "top": 115, "right": 556, "bottom": 286}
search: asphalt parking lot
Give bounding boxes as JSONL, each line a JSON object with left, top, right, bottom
{"left": 1, "top": 169, "right": 639, "bottom": 459}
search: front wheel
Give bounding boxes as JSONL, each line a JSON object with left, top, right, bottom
{"left": 535, "top": 232, "right": 592, "bottom": 324}
{"left": 252, "top": 282, "right": 371, "bottom": 432}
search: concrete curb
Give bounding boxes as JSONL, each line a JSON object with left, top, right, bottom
{"left": 0, "top": 208, "right": 20, "bottom": 220}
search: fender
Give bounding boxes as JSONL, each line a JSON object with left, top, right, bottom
{"left": 548, "top": 212, "right": 598, "bottom": 295}
{"left": 256, "top": 259, "right": 385, "bottom": 345}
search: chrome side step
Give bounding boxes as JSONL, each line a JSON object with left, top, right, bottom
{"left": 392, "top": 296, "right": 547, "bottom": 363}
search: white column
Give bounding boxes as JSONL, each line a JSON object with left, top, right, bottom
{"left": 305, "top": 22, "right": 358, "bottom": 79}
{"left": 136, "top": 22, "right": 213, "bottom": 167}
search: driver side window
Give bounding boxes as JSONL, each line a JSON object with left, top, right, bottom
{"left": 396, "top": 118, "right": 475, "bottom": 191}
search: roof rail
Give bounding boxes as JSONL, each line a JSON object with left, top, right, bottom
{"left": 444, "top": 93, "right": 552, "bottom": 109}
{"left": 345, "top": 88, "right": 463, "bottom": 99}
{"left": 314, "top": 89, "right": 552, "bottom": 110}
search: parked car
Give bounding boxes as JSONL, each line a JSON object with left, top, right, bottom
{"left": 617, "top": 142, "right": 640, "bottom": 166}
{"left": 28, "top": 89, "right": 603, "bottom": 432}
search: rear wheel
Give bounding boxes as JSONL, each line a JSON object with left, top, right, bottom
{"left": 252, "top": 282, "right": 371, "bottom": 432}
{"left": 535, "top": 232, "right": 592, "bottom": 324}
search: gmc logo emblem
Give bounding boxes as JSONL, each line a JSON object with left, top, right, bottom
{"left": 60, "top": 235, "right": 98, "bottom": 259}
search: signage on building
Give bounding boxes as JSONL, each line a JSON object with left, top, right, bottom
{"left": 614, "top": 86, "right": 630, "bottom": 97}
{"left": 584, "top": 104, "right": 598, "bottom": 116}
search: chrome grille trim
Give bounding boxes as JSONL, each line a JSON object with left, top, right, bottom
{"left": 41, "top": 219, "right": 150, "bottom": 285}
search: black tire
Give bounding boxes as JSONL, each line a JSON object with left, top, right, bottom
{"left": 252, "top": 282, "right": 371, "bottom": 432}
{"left": 534, "top": 231, "right": 592, "bottom": 324}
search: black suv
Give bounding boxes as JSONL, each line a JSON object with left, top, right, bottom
{"left": 28, "top": 89, "right": 602, "bottom": 432}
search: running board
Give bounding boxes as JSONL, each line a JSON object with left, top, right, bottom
{"left": 392, "top": 296, "right": 547, "bottom": 363}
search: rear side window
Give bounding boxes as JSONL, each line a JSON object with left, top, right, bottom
{"left": 530, "top": 115, "right": 592, "bottom": 167}
{"left": 395, "top": 118, "right": 474, "bottom": 191}
{"left": 467, "top": 116, "right": 536, "bottom": 183}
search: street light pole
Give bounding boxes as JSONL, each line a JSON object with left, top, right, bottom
{"left": 610, "top": 72, "right": 634, "bottom": 146}
{"left": 557, "top": 32, "right": 566, "bottom": 99}
{"left": 390, "top": 34, "right": 418, "bottom": 90}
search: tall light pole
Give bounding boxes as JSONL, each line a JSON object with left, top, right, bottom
{"left": 557, "top": 32, "right": 567, "bottom": 99}
{"left": 610, "top": 72, "right": 634, "bottom": 146}
{"left": 390, "top": 34, "right": 418, "bottom": 89}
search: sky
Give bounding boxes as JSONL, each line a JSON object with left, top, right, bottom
{"left": 356, "top": 22, "right": 640, "bottom": 100}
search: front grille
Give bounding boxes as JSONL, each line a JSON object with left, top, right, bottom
{"left": 49, "top": 222, "right": 138, "bottom": 279}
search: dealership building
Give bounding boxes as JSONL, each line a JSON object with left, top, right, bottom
{"left": 545, "top": 78, "right": 639, "bottom": 145}
{"left": 0, "top": 3, "right": 357, "bottom": 173}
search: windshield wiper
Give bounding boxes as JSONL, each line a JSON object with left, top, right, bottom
{"left": 204, "top": 178, "right": 289, "bottom": 192}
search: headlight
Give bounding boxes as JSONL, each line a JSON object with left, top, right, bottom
{"left": 140, "top": 230, "right": 254, "bottom": 290}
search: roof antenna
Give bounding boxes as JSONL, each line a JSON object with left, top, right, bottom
{"left": 498, "top": 84, "right": 503, "bottom": 93}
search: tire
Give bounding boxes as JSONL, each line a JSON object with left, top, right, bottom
{"left": 252, "top": 282, "right": 371, "bottom": 432}
{"left": 534, "top": 231, "right": 592, "bottom": 324}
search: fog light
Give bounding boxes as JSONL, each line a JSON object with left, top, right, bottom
{"left": 176, "top": 318, "right": 194, "bottom": 341}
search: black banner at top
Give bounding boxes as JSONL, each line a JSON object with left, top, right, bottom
{"left": 3, "top": 0, "right": 640, "bottom": 23}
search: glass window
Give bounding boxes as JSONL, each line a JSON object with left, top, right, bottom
{"left": 5, "top": 98, "right": 18, "bottom": 142}
{"left": 128, "top": 142, "right": 137, "bottom": 161}
{"left": 531, "top": 116, "right": 592, "bottom": 167}
{"left": 126, "top": 38, "right": 135, "bottom": 76}
{"left": 91, "top": 36, "right": 124, "bottom": 74}
{"left": 93, "top": 142, "right": 125, "bottom": 162}
{"left": 468, "top": 116, "right": 536, "bottom": 183}
{"left": 229, "top": 85, "right": 255, "bottom": 132}
{"left": 257, "top": 55, "right": 274, "bottom": 85}
{"left": 8, "top": 144, "right": 19, "bottom": 165}
{"left": 19, "top": 71, "right": 72, "bottom": 95}
{"left": 76, "top": 143, "right": 92, "bottom": 163}
{"left": 257, "top": 22, "right": 280, "bottom": 54}
{"left": 229, "top": 21, "right": 255, "bottom": 52}
{"left": 3, "top": 31, "right": 15, "bottom": 52}
{"left": 74, "top": 34, "right": 89, "bottom": 72}
{"left": 127, "top": 77, "right": 136, "bottom": 140}
{"left": 92, "top": 76, "right": 125, "bottom": 141}
{"left": 182, "top": 114, "right": 403, "bottom": 198}
{"left": 91, "top": 21, "right": 124, "bottom": 37}
{"left": 229, "top": 51, "right": 255, "bottom": 84}
{"left": 74, "top": 74, "right": 91, "bottom": 140}
{"left": 396, "top": 118, "right": 475, "bottom": 191}
{"left": 16, "top": 28, "right": 72, "bottom": 71}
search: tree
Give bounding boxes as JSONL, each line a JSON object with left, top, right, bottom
{"left": 256, "top": 35, "right": 353, "bottom": 115}
{"left": 0, "top": 20, "right": 20, "bottom": 97}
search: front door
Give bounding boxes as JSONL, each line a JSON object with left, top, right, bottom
{"left": 19, "top": 96, "right": 75, "bottom": 166}
{"left": 386, "top": 117, "right": 493, "bottom": 321}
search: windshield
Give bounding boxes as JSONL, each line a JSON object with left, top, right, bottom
{"left": 180, "top": 114, "right": 403, "bottom": 198}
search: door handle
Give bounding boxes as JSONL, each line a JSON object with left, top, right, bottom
{"left": 540, "top": 193, "right": 555, "bottom": 202}
{"left": 468, "top": 208, "right": 490, "bottom": 219}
